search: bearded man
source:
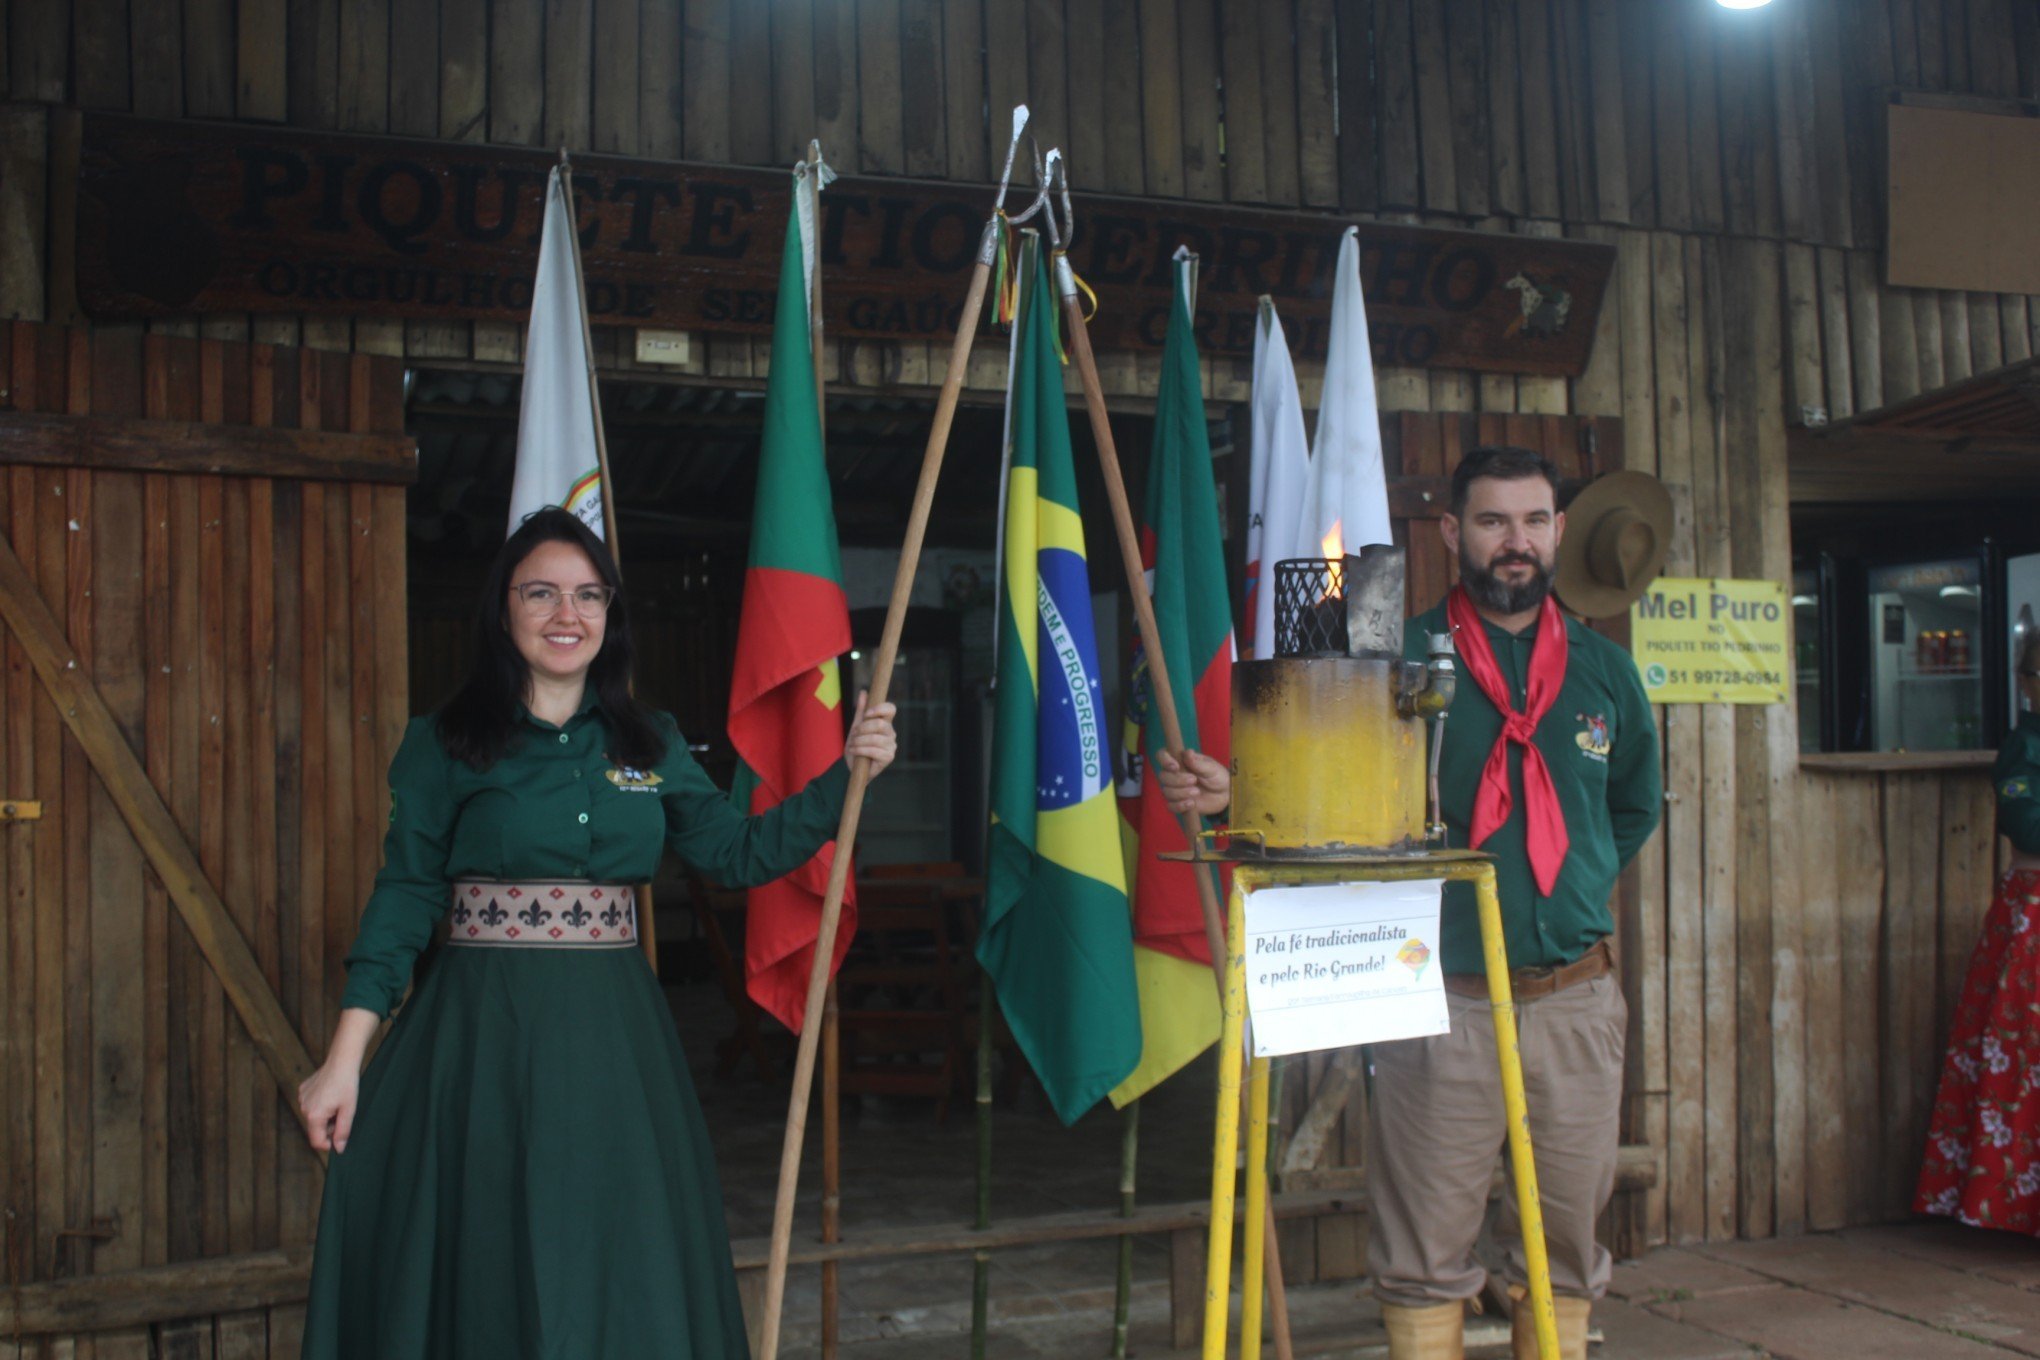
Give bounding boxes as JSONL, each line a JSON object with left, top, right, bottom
{"left": 1156, "top": 446, "right": 1662, "bottom": 1360}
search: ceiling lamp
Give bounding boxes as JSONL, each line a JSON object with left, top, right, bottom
{"left": 1716, "top": 0, "right": 1774, "bottom": 7}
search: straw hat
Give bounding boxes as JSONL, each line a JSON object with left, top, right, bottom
{"left": 1554, "top": 471, "right": 1674, "bottom": 619}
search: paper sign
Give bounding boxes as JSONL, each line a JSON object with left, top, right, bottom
{"left": 1630, "top": 577, "right": 1790, "bottom": 705}
{"left": 1242, "top": 880, "right": 1449, "bottom": 1058}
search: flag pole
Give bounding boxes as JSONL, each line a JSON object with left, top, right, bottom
{"left": 970, "top": 220, "right": 1037, "bottom": 1360}
{"left": 1110, "top": 1098, "right": 1140, "bottom": 1359}
{"left": 969, "top": 971, "right": 995, "bottom": 1359}
{"left": 797, "top": 138, "right": 845, "bottom": 1360}
{"left": 557, "top": 151, "right": 623, "bottom": 565}
{"left": 558, "top": 149, "right": 660, "bottom": 977}
{"left": 1040, "top": 152, "right": 1295, "bottom": 1360}
{"left": 1039, "top": 156, "right": 1222, "bottom": 978}
{"left": 756, "top": 106, "right": 1034, "bottom": 1360}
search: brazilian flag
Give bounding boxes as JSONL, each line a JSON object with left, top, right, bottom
{"left": 979, "top": 237, "right": 1141, "bottom": 1126}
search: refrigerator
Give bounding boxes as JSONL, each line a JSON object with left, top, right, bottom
{"left": 2007, "top": 552, "right": 2040, "bottom": 725}
{"left": 1864, "top": 554, "right": 1989, "bottom": 753}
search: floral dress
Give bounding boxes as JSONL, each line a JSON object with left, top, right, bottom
{"left": 1916, "top": 712, "right": 2040, "bottom": 1235}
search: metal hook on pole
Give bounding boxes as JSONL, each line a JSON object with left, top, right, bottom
{"left": 993, "top": 104, "right": 1030, "bottom": 214}
{"left": 1002, "top": 139, "right": 1052, "bottom": 229}
{"left": 1048, "top": 149, "right": 1076, "bottom": 253}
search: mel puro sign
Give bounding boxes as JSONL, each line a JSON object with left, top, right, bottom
{"left": 1630, "top": 577, "right": 1790, "bottom": 705}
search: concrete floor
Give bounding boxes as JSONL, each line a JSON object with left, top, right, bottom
{"left": 667, "top": 977, "right": 2040, "bottom": 1359}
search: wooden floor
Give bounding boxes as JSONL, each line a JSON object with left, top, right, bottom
{"left": 794, "top": 1219, "right": 2040, "bottom": 1359}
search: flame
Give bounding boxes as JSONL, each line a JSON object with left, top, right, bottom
{"left": 1317, "top": 521, "right": 1344, "bottom": 601}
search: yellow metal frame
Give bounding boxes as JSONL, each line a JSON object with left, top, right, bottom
{"left": 1201, "top": 856, "right": 1560, "bottom": 1360}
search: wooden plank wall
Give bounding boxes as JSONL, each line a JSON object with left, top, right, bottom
{"left": 0, "top": 0, "right": 2033, "bottom": 1293}
{"left": 0, "top": 320, "right": 409, "bottom": 1357}
{"left": 5, "top": 1, "right": 2035, "bottom": 404}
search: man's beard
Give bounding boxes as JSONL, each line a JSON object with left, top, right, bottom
{"left": 1460, "top": 547, "right": 1553, "bottom": 614}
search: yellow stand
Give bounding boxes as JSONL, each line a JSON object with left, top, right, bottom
{"left": 1200, "top": 855, "right": 1560, "bottom": 1360}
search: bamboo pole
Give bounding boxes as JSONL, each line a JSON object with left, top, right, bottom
{"left": 1041, "top": 155, "right": 1294, "bottom": 1359}
{"left": 1111, "top": 1099, "right": 1140, "bottom": 1359}
{"left": 1262, "top": 1062, "right": 1292, "bottom": 1348}
{"left": 558, "top": 151, "right": 661, "bottom": 978}
{"left": 755, "top": 107, "right": 1033, "bottom": 1360}
{"left": 970, "top": 970, "right": 995, "bottom": 1359}
{"left": 821, "top": 978, "right": 841, "bottom": 1358}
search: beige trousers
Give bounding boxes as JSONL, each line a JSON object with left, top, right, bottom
{"left": 1365, "top": 972, "right": 1626, "bottom": 1308}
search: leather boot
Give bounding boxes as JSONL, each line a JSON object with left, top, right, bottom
{"left": 1509, "top": 1293, "right": 1591, "bottom": 1360}
{"left": 1381, "top": 1301, "right": 1465, "bottom": 1360}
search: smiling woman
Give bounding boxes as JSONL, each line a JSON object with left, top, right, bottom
{"left": 292, "top": 507, "right": 896, "bottom": 1359}
{"left": 505, "top": 542, "right": 615, "bottom": 703}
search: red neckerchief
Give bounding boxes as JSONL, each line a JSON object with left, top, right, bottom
{"left": 1446, "top": 585, "right": 1571, "bottom": 896}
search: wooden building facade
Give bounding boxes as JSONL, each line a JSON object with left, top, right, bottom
{"left": 4, "top": 0, "right": 2040, "bottom": 1353}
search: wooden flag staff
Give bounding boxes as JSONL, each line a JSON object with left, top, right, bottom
{"left": 1039, "top": 151, "right": 1296, "bottom": 1360}
{"left": 755, "top": 106, "right": 1036, "bottom": 1360}
{"left": 797, "top": 138, "right": 846, "bottom": 1360}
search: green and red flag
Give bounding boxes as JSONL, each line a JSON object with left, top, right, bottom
{"left": 1110, "top": 259, "right": 1231, "bottom": 1107}
{"left": 729, "top": 187, "right": 854, "bottom": 1034}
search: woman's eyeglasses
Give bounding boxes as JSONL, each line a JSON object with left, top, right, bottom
{"left": 511, "top": 582, "right": 617, "bottom": 617}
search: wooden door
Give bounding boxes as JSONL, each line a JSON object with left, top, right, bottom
{"left": 0, "top": 321, "right": 413, "bottom": 1356}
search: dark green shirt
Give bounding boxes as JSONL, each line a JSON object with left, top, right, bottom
{"left": 1995, "top": 711, "right": 2040, "bottom": 854}
{"left": 340, "top": 696, "right": 849, "bottom": 1018}
{"left": 1408, "top": 600, "right": 1663, "bottom": 974}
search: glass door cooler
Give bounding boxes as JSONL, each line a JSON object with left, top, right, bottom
{"left": 1863, "top": 554, "right": 1991, "bottom": 752}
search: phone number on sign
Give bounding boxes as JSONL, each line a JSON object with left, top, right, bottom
{"left": 1658, "top": 667, "right": 1782, "bottom": 687}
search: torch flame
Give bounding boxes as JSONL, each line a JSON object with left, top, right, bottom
{"left": 1317, "top": 521, "right": 1344, "bottom": 601}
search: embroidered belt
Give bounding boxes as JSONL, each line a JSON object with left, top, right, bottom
{"left": 1441, "top": 937, "right": 1615, "bottom": 1003}
{"left": 447, "top": 880, "right": 637, "bottom": 948}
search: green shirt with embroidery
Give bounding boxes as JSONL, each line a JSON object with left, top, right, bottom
{"left": 1995, "top": 711, "right": 2040, "bottom": 854}
{"left": 1407, "top": 600, "right": 1663, "bottom": 975}
{"left": 340, "top": 696, "right": 849, "bottom": 1018}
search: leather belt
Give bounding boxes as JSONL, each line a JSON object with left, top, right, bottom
{"left": 1442, "top": 937, "right": 1615, "bottom": 1003}
{"left": 447, "top": 880, "right": 637, "bottom": 947}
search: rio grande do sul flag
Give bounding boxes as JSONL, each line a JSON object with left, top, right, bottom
{"left": 979, "top": 237, "right": 1141, "bottom": 1126}
{"left": 728, "top": 189, "right": 855, "bottom": 1035}
{"left": 508, "top": 165, "right": 606, "bottom": 538}
{"left": 1109, "top": 260, "right": 1229, "bottom": 1109}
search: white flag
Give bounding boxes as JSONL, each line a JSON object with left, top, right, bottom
{"left": 1243, "top": 298, "right": 1311, "bottom": 659}
{"left": 508, "top": 166, "right": 605, "bottom": 539}
{"left": 1299, "top": 227, "right": 1391, "bottom": 562}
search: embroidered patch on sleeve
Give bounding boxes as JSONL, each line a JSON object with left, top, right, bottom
{"left": 2002, "top": 777, "right": 2031, "bottom": 801}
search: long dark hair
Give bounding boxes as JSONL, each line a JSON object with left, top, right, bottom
{"left": 435, "top": 507, "right": 668, "bottom": 771}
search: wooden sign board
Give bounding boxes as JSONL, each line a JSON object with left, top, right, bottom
{"left": 1887, "top": 101, "right": 2040, "bottom": 297}
{"left": 77, "top": 113, "right": 1613, "bottom": 376}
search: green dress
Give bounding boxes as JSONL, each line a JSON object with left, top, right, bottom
{"left": 303, "top": 696, "right": 847, "bottom": 1360}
